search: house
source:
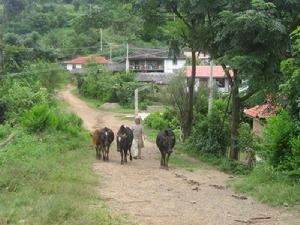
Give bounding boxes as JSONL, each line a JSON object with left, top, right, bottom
{"left": 64, "top": 55, "right": 110, "bottom": 73}
{"left": 244, "top": 97, "right": 279, "bottom": 136}
{"left": 186, "top": 65, "right": 233, "bottom": 92}
{"left": 128, "top": 48, "right": 186, "bottom": 74}
{"left": 184, "top": 51, "right": 210, "bottom": 64}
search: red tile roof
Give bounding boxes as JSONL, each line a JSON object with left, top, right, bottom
{"left": 186, "top": 65, "right": 233, "bottom": 78}
{"left": 64, "top": 56, "right": 110, "bottom": 65}
{"left": 244, "top": 102, "right": 279, "bottom": 119}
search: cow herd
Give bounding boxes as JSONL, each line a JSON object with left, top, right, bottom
{"left": 92, "top": 125, "right": 176, "bottom": 169}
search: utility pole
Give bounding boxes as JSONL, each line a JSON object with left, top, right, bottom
{"left": 135, "top": 89, "right": 139, "bottom": 116}
{"left": 126, "top": 43, "right": 129, "bottom": 73}
{"left": 100, "top": 28, "right": 103, "bottom": 52}
{"left": 208, "top": 59, "right": 214, "bottom": 113}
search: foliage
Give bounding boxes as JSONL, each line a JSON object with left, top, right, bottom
{"left": 280, "top": 27, "right": 300, "bottom": 120}
{"left": 0, "top": 79, "right": 50, "bottom": 121}
{"left": 144, "top": 112, "right": 168, "bottom": 130}
{"left": 174, "top": 143, "right": 251, "bottom": 175}
{"left": 22, "top": 104, "right": 83, "bottom": 135}
{"left": 261, "top": 110, "right": 300, "bottom": 175}
{"left": 234, "top": 163, "right": 300, "bottom": 207}
{"left": 145, "top": 107, "right": 180, "bottom": 131}
{"left": 77, "top": 64, "right": 151, "bottom": 108}
{"left": 0, "top": 127, "right": 126, "bottom": 225}
{"left": 189, "top": 99, "right": 230, "bottom": 156}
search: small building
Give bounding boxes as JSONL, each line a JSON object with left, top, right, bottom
{"left": 244, "top": 98, "right": 279, "bottom": 136}
{"left": 186, "top": 65, "right": 232, "bottom": 92}
{"left": 128, "top": 48, "right": 186, "bottom": 74}
{"left": 64, "top": 55, "right": 110, "bottom": 73}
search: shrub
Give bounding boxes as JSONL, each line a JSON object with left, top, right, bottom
{"left": 189, "top": 99, "right": 230, "bottom": 156}
{"left": 2, "top": 80, "right": 50, "bottom": 121}
{"left": 145, "top": 112, "right": 168, "bottom": 130}
{"left": 22, "top": 104, "right": 58, "bottom": 132}
{"left": 22, "top": 104, "right": 83, "bottom": 134}
{"left": 262, "top": 110, "right": 297, "bottom": 169}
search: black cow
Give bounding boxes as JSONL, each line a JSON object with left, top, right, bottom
{"left": 92, "top": 127, "right": 114, "bottom": 161}
{"left": 156, "top": 129, "right": 176, "bottom": 169}
{"left": 116, "top": 125, "right": 133, "bottom": 164}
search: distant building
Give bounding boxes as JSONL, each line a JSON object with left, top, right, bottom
{"left": 64, "top": 55, "right": 110, "bottom": 73}
{"left": 128, "top": 48, "right": 186, "bottom": 74}
{"left": 244, "top": 97, "right": 279, "bottom": 136}
{"left": 186, "top": 65, "right": 233, "bottom": 92}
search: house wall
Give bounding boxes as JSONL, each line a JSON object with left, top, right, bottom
{"left": 66, "top": 64, "right": 73, "bottom": 71}
{"left": 193, "top": 77, "right": 230, "bottom": 92}
{"left": 253, "top": 119, "right": 263, "bottom": 136}
{"left": 164, "top": 59, "right": 186, "bottom": 73}
{"left": 75, "top": 64, "right": 82, "bottom": 69}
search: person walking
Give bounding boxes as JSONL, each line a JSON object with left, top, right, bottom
{"left": 132, "top": 116, "right": 145, "bottom": 159}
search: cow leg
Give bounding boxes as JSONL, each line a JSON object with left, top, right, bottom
{"left": 120, "top": 150, "right": 124, "bottom": 165}
{"left": 96, "top": 146, "right": 101, "bottom": 160}
{"left": 124, "top": 149, "right": 128, "bottom": 163}
{"left": 129, "top": 148, "right": 132, "bottom": 161}
{"left": 107, "top": 146, "right": 110, "bottom": 161}
{"left": 165, "top": 153, "right": 171, "bottom": 170}
{"left": 101, "top": 146, "right": 106, "bottom": 161}
{"left": 160, "top": 152, "right": 166, "bottom": 169}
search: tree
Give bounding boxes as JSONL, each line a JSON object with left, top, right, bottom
{"left": 140, "top": 0, "right": 225, "bottom": 140}
{"left": 3, "top": 0, "right": 26, "bottom": 19}
{"left": 211, "top": 0, "right": 287, "bottom": 159}
{"left": 280, "top": 27, "right": 300, "bottom": 120}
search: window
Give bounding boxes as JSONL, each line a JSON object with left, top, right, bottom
{"left": 215, "top": 78, "right": 225, "bottom": 88}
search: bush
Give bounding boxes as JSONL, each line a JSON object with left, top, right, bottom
{"left": 22, "top": 104, "right": 58, "bottom": 132}
{"left": 22, "top": 104, "right": 83, "bottom": 134}
{"left": 189, "top": 99, "right": 230, "bottom": 156}
{"left": 145, "top": 108, "right": 180, "bottom": 131}
{"left": 1, "top": 80, "right": 50, "bottom": 121}
{"left": 257, "top": 110, "right": 300, "bottom": 179}
{"left": 145, "top": 112, "right": 168, "bottom": 130}
{"left": 262, "top": 110, "right": 300, "bottom": 172}
{"left": 77, "top": 65, "right": 142, "bottom": 107}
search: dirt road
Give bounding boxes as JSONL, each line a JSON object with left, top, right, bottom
{"left": 59, "top": 86, "right": 300, "bottom": 225}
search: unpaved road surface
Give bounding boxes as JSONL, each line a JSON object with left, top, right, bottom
{"left": 59, "top": 86, "right": 300, "bottom": 225}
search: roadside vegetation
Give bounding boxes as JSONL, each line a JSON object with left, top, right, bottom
{"left": 1, "top": 0, "right": 300, "bottom": 220}
{"left": 0, "top": 63, "right": 126, "bottom": 224}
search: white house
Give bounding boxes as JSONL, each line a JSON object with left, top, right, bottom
{"left": 64, "top": 55, "right": 110, "bottom": 73}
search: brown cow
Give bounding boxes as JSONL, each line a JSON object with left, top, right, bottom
{"left": 92, "top": 127, "right": 115, "bottom": 161}
{"left": 92, "top": 129, "right": 102, "bottom": 160}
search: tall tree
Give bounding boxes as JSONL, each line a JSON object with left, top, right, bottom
{"left": 140, "top": 0, "right": 225, "bottom": 140}
{"left": 211, "top": 0, "right": 287, "bottom": 159}
{"left": 280, "top": 27, "right": 300, "bottom": 120}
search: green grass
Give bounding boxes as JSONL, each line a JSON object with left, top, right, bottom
{"left": 0, "top": 127, "right": 127, "bottom": 225}
{"left": 233, "top": 163, "right": 300, "bottom": 209}
{"left": 144, "top": 126, "right": 158, "bottom": 143}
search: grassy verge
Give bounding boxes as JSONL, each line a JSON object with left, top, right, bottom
{"left": 0, "top": 127, "right": 127, "bottom": 225}
{"left": 233, "top": 163, "right": 300, "bottom": 210}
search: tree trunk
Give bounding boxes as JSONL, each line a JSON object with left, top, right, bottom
{"left": 183, "top": 49, "right": 196, "bottom": 141}
{"left": 230, "top": 81, "right": 240, "bottom": 160}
